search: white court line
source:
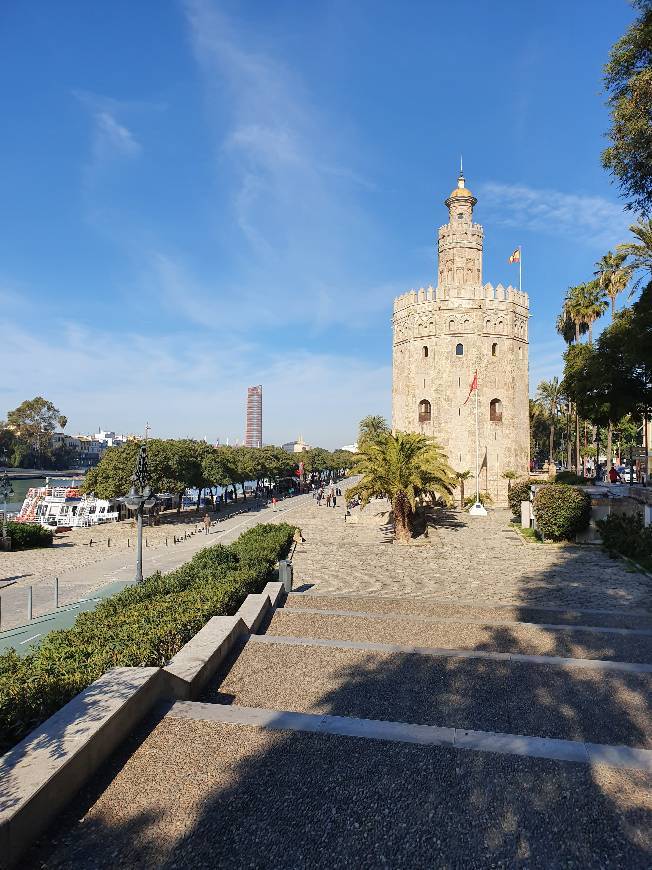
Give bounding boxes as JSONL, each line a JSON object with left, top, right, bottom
{"left": 19, "top": 634, "right": 41, "bottom": 645}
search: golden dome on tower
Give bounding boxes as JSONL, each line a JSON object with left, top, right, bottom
{"left": 444, "top": 172, "right": 477, "bottom": 207}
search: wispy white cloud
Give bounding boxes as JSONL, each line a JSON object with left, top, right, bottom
{"left": 74, "top": 90, "right": 142, "bottom": 190}
{"left": 479, "top": 182, "right": 631, "bottom": 248}
{"left": 0, "top": 316, "right": 389, "bottom": 447}
{"left": 177, "top": 0, "right": 387, "bottom": 332}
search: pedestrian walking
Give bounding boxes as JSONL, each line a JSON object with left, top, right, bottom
{"left": 272, "top": 496, "right": 278, "bottom": 512}
{"left": 203, "top": 513, "right": 211, "bottom": 535}
{"left": 332, "top": 493, "right": 337, "bottom": 507}
{"left": 317, "top": 488, "right": 323, "bottom": 506}
{"left": 326, "top": 492, "right": 332, "bottom": 507}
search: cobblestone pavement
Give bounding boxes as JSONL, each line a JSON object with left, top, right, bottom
{"left": 291, "top": 497, "right": 652, "bottom": 613}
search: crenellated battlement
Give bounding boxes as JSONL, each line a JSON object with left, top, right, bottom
{"left": 393, "top": 283, "right": 529, "bottom": 312}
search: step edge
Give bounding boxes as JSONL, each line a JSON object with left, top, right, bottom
{"left": 250, "top": 634, "right": 652, "bottom": 673}
{"left": 279, "top": 607, "right": 652, "bottom": 637}
{"left": 165, "top": 702, "right": 652, "bottom": 772}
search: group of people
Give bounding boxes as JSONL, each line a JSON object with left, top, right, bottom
{"left": 314, "top": 484, "right": 341, "bottom": 507}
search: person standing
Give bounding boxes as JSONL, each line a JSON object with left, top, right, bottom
{"left": 326, "top": 491, "right": 332, "bottom": 508}
{"left": 203, "top": 513, "right": 211, "bottom": 535}
{"left": 332, "top": 492, "right": 337, "bottom": 507}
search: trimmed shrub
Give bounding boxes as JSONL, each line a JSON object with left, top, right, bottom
{"left": 0, "top": 522, "right": 295, "bottom": 753}
{"left": 508, "top": 478, "right": 538, "bottom": 520}
{"left": 597, "top": 511, "right": 652, "bottom": 563}
{"left": 555, "top": 471, "right": 586, "bottom": 486}
{"left": 5, "top": 522, "right": 53, "bottom": 550}
{"left": 533, "top": 485, "right": 591, "bottom": 542}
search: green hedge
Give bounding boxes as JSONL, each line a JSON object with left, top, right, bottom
{"left": 597, "top": 512, "right": 652, "bottom": 566}
{"left": 554, "top": 471, "right": 586, "bottom": 485}
{"left": 5, "top": 522, "right": 53, "bottom": 550}
{"left": 508, "top": 478, "right": 538, "bottom": 519}
{"left": 0, "top": 522, "right": 295, "bottom": 754}
{"left": 533, "top": 485, "right": 591, "bottom": 542}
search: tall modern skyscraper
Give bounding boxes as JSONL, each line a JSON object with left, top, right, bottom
{"left": 245, "top": 385, "right": 263, "bottom": 448}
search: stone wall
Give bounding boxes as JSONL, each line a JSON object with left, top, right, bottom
{"left": 392, "top": 290, "right": 529, "bottom": 506}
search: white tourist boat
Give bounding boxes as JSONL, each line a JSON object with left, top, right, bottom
{"left": 16, "top": 480, "right": 119, "bottom": 529}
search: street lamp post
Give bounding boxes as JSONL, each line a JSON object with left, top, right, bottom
{"left": 0, "top": 471, "right": 14, "bottom": 551}
{"left": 121, "top": 445, "right": 157, "bottom": 583}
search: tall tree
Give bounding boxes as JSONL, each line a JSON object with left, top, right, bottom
{"left": 6, "top": 397, "right": 63, "bottom": 468}
{"left": 618, "top": 218, "right": 652, "bottom": 276}
{"left": 595, "top": 250, "right": 632, "bottom": 318}
{"left": 536, "top": 378, "right": 561, "bottom": 470}
{"left": 357, "top": 415, "right": 390, "bottom": 448}
{"left": 602, "top": 0, "right": 652, "bottom": 216}
{"left": 346, "top": 431, "right": 455, "bottom": 542}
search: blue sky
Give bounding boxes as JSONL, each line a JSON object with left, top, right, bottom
{"left": 1, "top": 0, "right": 636, "bottom": 447}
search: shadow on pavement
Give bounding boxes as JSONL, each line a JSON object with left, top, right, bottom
{"left": 23, "top": 543, "right": 652, "bottom": 869}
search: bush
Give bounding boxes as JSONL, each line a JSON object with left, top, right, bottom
{"left": 508, "top": 478, "right": 538, "bottom": 519}
{"left": 555, "top": 471, "right": 586, "bottom": 486}
{"left": 597, "top": 511, "right": 652, "bottom": 563}
{"left": 0, "top": 522, "right": 295, "bottom": 753}
{"left": 5, "top": 522, "right": 53, "bottom": 550}
{"left": 533, "top": 485, "right": 591, "bottom": 542}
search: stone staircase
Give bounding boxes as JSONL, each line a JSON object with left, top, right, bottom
{"left": 158, "top": 591, "right": 652, "bottom": 866}
{"left": 32, "top": 589, "right": 652, "bottom": 868}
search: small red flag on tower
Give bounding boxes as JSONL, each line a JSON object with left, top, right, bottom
{"left": 463, "top": 371, "right": 478, "bottom": 405}
{"left": 508, "top": 248, "right": 521, "bottom": 264}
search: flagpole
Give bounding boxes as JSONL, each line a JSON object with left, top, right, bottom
{"left": 474, "top": 375, "right": 480, "bottom": 504}
{"left": 519, "top": 246, "right": 522, "bottom": 293}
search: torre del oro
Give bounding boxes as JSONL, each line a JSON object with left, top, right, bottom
{"left": 391, "top": 172, "right": 530, "bottom": 504}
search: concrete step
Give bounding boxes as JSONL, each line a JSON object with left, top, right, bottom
{"left": 268, "top": 608, "right": 652, "bottom": 664}
{"left": 205, "top": 638, "right": 652, "bottom": 749}
{"left": 33, "top": 711, "right": 652, "bottom": 869}
{"left": 286, "top": 592, "right": 652, "bottom": 631}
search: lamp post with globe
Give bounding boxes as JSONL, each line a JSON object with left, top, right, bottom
{"left": 121, "top": 444, "right": 157, "bottom": 583}
{"left": 0, "top": 471, "right": 13, "bottom": 551}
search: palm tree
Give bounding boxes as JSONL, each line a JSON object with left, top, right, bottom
{"left": 454, "top": 469, "right": 471, "bottom": 509}
{"left": 578, "top": 280, "right": 609, "bottom": 344}
{"left": 357, "top": 415, "right": 390, "bottom": 449}
{"left": 561, "top": 286, "right": 589, "bottom": 343}
{"left": 617, "top": 218, "right": 652, "bottom": 276}
{"left": 595, "top": 250, "right": 631, "bottom": 319}
{"left": 536, "top": 377, "right": 561, "bottom": 471}
{"left": 346, "top": 431, "right": 456, "bottom": 542}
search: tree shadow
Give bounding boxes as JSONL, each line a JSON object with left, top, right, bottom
{"left": 22, "top": 544, "right": 652, "bottom": 868}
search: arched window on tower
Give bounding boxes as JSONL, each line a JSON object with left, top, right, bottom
{"left": 491, "top": 342, "right": 498, "bottom": 357}
{"left": 457, "top": 212, "right": 464, "bottom": 221}
{"left": 422, "top": 346, "right": 429, "bottom": 358}
{"left": 455, "top": 343, "right": 464, "bottom": 356}
{"left": 490, "top": 398, "right": 503, "bottom": 422}
{"left": 418, "top": 399, "right": 432, "bottom": 423}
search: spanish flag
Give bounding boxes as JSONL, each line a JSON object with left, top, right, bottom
{"left": 463, "top": 371, "right": 478, "bottom": 405}
{"left": 508, "top": 248, "right": 521, "bottom": 264}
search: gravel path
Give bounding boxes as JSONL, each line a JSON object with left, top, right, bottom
{"left": 206, "top": 640, "right": 652, "bottom": 748}
{"left": 265, "top": 609, "right": 652, "bottom": 663}
{"left": 29, "top": 717, "right": 652, "bottom": 869}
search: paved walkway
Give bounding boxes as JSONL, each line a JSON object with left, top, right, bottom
{"left": 24, "top": 500, "right": 652, "bottom": 868}
{"left": 0, "top": 492, "right": 311, "bottom": 635}
{"left": 291, "top": 501, "right": 652, "bottom": 612}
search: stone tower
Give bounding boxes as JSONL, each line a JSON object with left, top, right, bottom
{"left": 391, "top": 172, "right": 530, "bottom": 504}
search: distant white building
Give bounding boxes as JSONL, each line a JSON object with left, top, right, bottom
{"left": 94, "top": 430, "right": 132, "bottom": 447}
{"left": 340, "top": 443, "right": 358, "bottom": 453}
{"left": 282, "top": 436, "right": 311, "bottom": 454}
